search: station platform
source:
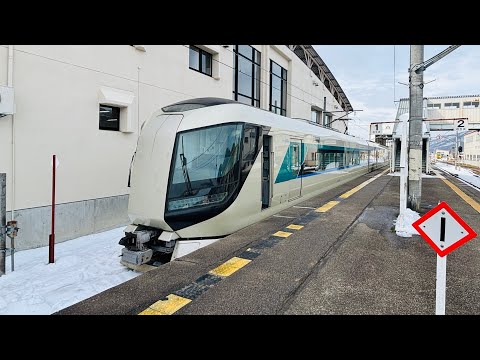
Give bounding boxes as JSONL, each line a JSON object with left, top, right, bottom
{"left": 56, "top": 166, "right": 480, "bottom": 315}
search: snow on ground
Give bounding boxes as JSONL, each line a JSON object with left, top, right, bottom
{"left": 0, "top": 227, "right": 140, "bottom": 315}
{"left": 394, "top": 208, "right": 421, "bottom": 238}
{"left": 1, "top": 162, "right": 474, "bottom": 315}
{"left": 434, "top": 162, "right": 480, "bottom": 189}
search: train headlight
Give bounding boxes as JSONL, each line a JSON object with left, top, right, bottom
{"left": 168, "top": 192, "right": 228, "bottom": 211}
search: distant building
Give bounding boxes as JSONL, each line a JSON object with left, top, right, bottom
{"left": 463, "top": 130, "right": 480, "bottom": 166}
{"left": 388, "top": 95, "right": 480, "bottom": 173}
{"left": 0, "top": 45, "right": 352, "bottom": 250}
{"left": 425, "top": 95, "right": 480, "bottom": 126}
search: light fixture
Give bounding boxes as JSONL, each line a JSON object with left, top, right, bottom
{"left": 132, "top": 45, "right": 146, "bottom": 52}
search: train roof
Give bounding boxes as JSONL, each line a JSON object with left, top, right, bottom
{"left": 162, "top": 97, "right": 237, "bottom": 113}
{"left": 161, "top": 98, "right": 386, "bottom": 149}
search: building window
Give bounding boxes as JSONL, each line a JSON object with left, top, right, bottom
{"left": 311, "top": 108, "right": 322, "bottom": 124}
{"left": 324, "top": 114, "right": 332, "bottom": 127}
{"left": 463, "top": 101, "right": 479, "bottom": 108}
{"left": 444, "top": 102, "right": 460, "bottom": 109}
{"left": 269, "top": 60, "right": 287, "bottom": 116}
{"left": 189, "top": 45, "right": 212, "bottom": 77}
{"left": 427, "top": 103, "right": 441, "bottom": 109}
{"left": 99, "top": 105, "right": 120, "bottom": 131}
{"left": 233, "top": 45, "right": 261, "bottom": 107}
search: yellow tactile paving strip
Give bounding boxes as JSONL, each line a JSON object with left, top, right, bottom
{"left": 138, "top": 169, "right": 390, "bottom": 315}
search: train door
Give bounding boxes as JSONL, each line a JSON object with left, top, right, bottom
{"left": 288, "top": 139, "right": 303, "bottom": 200}
{"left": 262, "top": 135, "right": 272, "bottom": 209}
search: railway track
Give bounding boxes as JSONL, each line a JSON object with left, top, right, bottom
{"left": 433, "top": 165, "right": 480, "bottom": 191}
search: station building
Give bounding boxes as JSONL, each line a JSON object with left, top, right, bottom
{"left": 464, "top": 130, "right": 480, "bottom": 166}
{"left": 386, "top": 95, "right": 480, "bottom": 173}
{"left": 0, "top": 45, "right": 353, "bottom": 250}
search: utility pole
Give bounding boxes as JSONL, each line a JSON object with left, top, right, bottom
{"left": 407, "top": 45, "right": 461, "bottom": 211}
{"left": 1, "top": 173, "right": 6, "bottom": 276}
{"left": 407, "top": 45, "right": 424, "bottom": 211}
{"left": 455, "top": 129, "right": 459, "bottom": 170}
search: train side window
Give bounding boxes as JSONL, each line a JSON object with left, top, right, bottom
{"left": 242, "top": 126, "right": 259, "bottom": 161}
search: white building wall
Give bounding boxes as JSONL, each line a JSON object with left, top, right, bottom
{"left": 426, "top": 95, "right": 480, "bottom": 123}
{"left": 463, "top": 131, "right": 480, "bottom": 166}
{"left": 0, "top": 44, "right": 348, "bottom": 250}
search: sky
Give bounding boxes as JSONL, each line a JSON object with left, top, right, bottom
{"left": 313, "top": 45, "right": 480, "bottom": 139}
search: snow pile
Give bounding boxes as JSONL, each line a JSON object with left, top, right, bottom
{"left": 394, "top": 208, "right": 421, "bottom": 238}
{"left": 0, "top": 227, "right": 140, "bottom": 315}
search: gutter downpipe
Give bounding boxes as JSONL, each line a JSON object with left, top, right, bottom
{"left": 7, "top": 45, "right": 15, "bottom": 222}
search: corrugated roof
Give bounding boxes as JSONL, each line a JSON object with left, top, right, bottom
{"left": 287, "top": 45, "right": 353, "bottom": 113}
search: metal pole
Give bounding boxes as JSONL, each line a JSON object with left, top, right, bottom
{"left": 0, "top": 173, "right": 6, "bottom": 276}
{"left": 49, "top": 155, "right": 56, "bottom": 264}
{"left": 436, "top": 254, "right": 447, "bottom": 315}
{"left": 367, "top": 142, "right": 370, "bottom": 172}
{"left": 399, "top": 115, "right": 409, "bottom": 215}
{"left": 10, "top": 235, "right": 14, "bottom": 272}
{"left": 323, "top": 96, "right": 327, "bottom": 126}
{"left": 455, "top": 129, "right": 458, "bottom": 170}
{"left": 407, "top": 45, "right": 424, "bottom": 211}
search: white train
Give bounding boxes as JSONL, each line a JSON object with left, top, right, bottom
{"left": 120, "top": 98, "right": 389, "bottom": 267}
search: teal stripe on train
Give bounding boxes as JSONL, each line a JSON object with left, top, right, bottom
{"left": 274, "top": 143, "right": 364, "bottom": 184}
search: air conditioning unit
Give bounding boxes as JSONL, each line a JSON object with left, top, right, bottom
{"left": 0, "top": 86, "right": 15, "bottom": 116}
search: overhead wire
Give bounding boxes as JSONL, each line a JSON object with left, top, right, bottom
{"left": 10, "top": 44, "right": 361, "bottom": 133}
{"left": 182, "top": 45, "right": 344, "bottom": 113}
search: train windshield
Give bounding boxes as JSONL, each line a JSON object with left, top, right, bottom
{"left": 166, "top": 123, "right": 243, "bottom": 212}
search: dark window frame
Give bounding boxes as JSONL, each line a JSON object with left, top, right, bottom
{"left": 189, "top": 45, "right": 212, "bottom": 77}
{"left": 233, "top": 45, "right": 261, "bottom": 108}
{"left": 99, "top": 104, "right": 120, "bottom": 131}
{"left": 445, "top": 102, "right": 460, "bottom": 109}
{"left": 463, "top": 101, "right": 479, "bottom": 108}
{"left": 269, "top": 59, "right": 287, "bottom": 116}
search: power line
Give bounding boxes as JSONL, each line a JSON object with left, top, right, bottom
{"left": 9, "top": 45, "right": 351, "bottom": 127}
{"left": 394, "top": 45, "right": 396, "bottom": 105}
{"left": 9, "top": 46, "right": 197, "bottom": 99}
{"left": 211, "top": 45, "right": 341, "bottom": 108}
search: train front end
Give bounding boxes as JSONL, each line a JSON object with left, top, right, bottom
{"left": 119, "top": 109, "right": 184, "bottom": 267}
{"left": 119, "top": 99, "right": 260, "bottom": 268}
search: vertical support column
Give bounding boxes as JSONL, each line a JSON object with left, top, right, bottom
{"left": 455, "top": 129, "right": 458, "bottom": 170}
{"left": 323, "top": 96, "right": 327, "bottom": 126}
{"left": 426, "top": 137, "right": 430, "bottom": 173}
{"left": 0, "top": 173, "right": 6, "bottom": 276}
{"left": 261, "top": 45, "right": 270, "bottom": 111}
{"left": 407, "top": 45, "right": 424, "bottom": 211}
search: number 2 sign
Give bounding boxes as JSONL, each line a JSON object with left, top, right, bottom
{"left": 455, "top": 119, "right": 468, "bottom": 130}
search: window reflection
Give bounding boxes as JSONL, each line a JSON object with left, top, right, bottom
{"left": 233, "top": 45, "right": 261, "bottom": 107}
{"left": 167, "top": 123, "right": 243, "bottom": 211}
{"left": 269, "top": 60, "right": 287, "bottom": 116}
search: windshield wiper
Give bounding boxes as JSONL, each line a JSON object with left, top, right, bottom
{"left": 180, "top": 137, "right": 194, "bottom": 196}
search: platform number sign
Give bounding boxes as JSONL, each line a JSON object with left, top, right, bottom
{"left": 455, "top": 119, "right": 468, "bottom": 131}
{"left": 371, "top": 123, "right": 381, "bottom": 135}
